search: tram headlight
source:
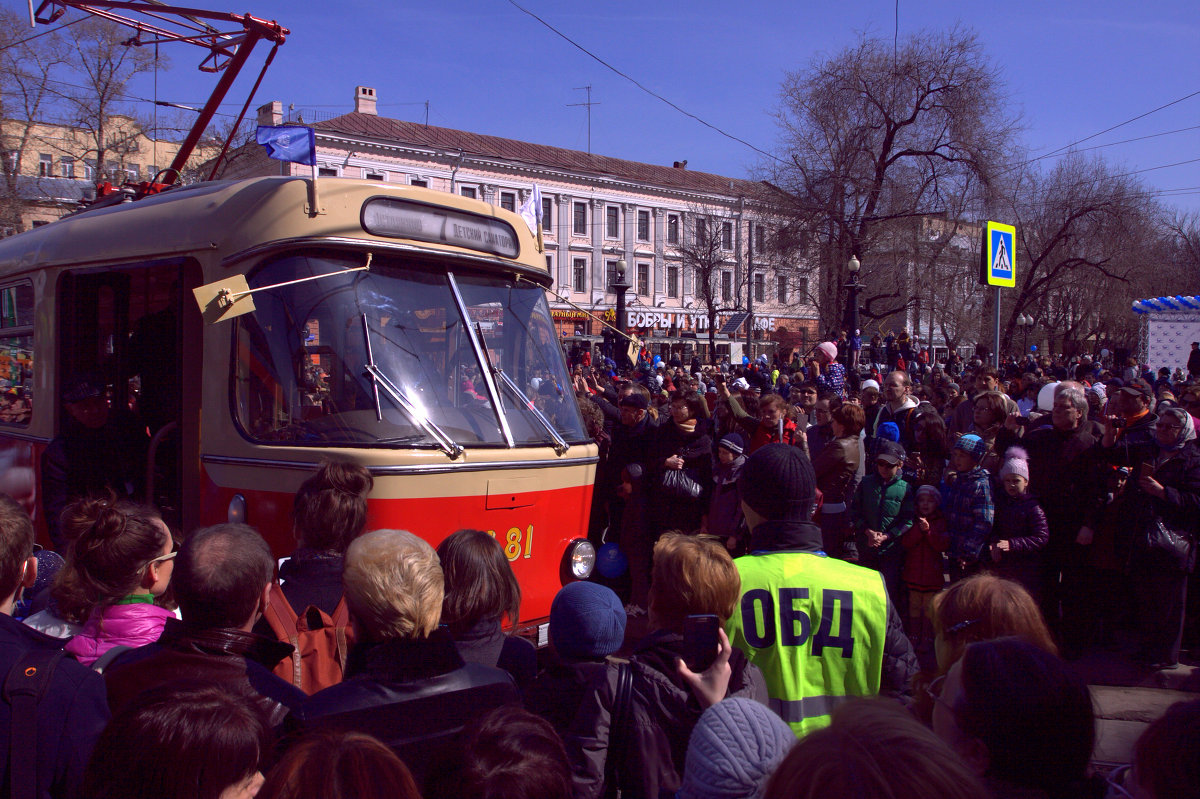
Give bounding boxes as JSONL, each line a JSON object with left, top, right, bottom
{"left": 564, "top": 539, "right": 596, "bottom": 581}
{"left": 227, "top": 494, "right": 248, "bottom": 524}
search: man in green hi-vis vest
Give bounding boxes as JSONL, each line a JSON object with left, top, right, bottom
{"left": 727, "top": 444, "right": 917, "bottom": 737}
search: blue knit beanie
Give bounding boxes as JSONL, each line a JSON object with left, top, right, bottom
{"left": 955, "top": 433, "right": 988, "bottom": 462}
{"left": 549, "top": 581, "right": 626, "bottom": 661}
{"left": 678, "top": 698, "right": 796, "bottom": 799}
{"left": 877, "top": 421, "right": 901, "bottom": 442}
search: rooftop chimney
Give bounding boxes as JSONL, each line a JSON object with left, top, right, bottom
{"left": 355, "top": 86, "right": 378, "bottom": 115}
{"left": 256, "top": 101, "right": 282, "bottom": 126}
{"left": 673, "top": 160, "right": 688, "bottom": 169}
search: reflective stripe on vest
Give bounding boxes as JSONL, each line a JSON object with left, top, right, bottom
{"left": 729, "top": 551, "right": 889, "bottom": 737}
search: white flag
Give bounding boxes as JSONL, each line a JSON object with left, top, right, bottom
{"left": 518, "top": 183, "right": 542, "bottom": 237}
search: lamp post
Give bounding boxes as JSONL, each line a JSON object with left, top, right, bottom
{"left": 610, "top": 259, "right": 632, "bottom": 369}
{"left": 844, "top": 255, "right": 863, "bottom": 343}
{"left": 1017, "top": 314, "right": 1033, "bottom": 357}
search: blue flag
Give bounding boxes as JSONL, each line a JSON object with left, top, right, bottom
{"left": 256, "top": 125, "right": 316, "bottom": 166}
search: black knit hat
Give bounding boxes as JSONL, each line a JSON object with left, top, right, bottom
{"left": 738, "top": 443, "right": 816, "bottom": 522}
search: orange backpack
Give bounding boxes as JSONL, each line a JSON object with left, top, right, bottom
{"left": 262, "top": 583, "right": 353, "bottom": 695}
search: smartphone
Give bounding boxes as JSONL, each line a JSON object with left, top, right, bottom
{"left": 683, "top": 614, "right": 720, "bottom": 672}
{"left": 1139, "top": 461, "right": 1155, "bottom": 480}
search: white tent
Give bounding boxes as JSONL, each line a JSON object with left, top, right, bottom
{"left": 1131, "top": 295, "right": 1200, "bottom": 372}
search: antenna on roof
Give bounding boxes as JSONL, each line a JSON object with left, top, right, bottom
{"left": 568, "top": 85, "right": 599, "bottom": 154}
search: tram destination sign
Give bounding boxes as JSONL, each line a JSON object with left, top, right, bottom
{"left": 362, "top": 198, "right": 519, "bottom": 258}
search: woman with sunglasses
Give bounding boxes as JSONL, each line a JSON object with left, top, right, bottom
{"left": 50, "top": 496, "right": 177, "bottom": 666}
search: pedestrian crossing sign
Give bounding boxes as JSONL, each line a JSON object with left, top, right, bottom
{"left": 984, "top": 221, "right": 1016, "bottom": 288}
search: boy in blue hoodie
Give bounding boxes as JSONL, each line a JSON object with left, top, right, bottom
{"left": 943, "top": 433, "right": 994, "bottom": 583}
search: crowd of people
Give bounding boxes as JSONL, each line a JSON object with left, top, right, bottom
{"left": 2, "top": 336, "right": 1199, "bottom": 799}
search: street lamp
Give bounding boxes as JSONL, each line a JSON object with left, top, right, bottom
{"left": 1017, "top": 314, "right": 1033, "bottom": 357}
{"left": 844, "top": 255, "right": 863, "bottom": 347}
{"left": 610, "top": 258, "right": 632, "bottom": 369}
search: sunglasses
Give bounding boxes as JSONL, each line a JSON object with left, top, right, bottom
{"left": 145, "top": 539, "right": 180, "bottom": 567}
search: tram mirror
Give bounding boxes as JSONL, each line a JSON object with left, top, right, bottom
{"left": 193, "top": 275, "right": 256, "bottom": 325}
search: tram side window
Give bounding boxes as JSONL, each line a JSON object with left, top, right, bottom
{"left": 0, "top": 282, "right": 34, "bottom": 425}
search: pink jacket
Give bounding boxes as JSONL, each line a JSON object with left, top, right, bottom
{"left": 64, "top": 602, "right": 174, "bottom": 666}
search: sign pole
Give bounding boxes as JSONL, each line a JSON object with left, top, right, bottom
{"left": 981, "top": 220, "right": 1016, "bottom": 369}
{"left": 993, "top": 286, "right": 1001, "bottom": 368}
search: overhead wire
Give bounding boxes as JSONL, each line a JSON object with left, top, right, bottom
{"left": 504, "top": 0, "right": 782, "bottom": 164}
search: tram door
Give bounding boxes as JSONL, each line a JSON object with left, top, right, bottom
{"left": 57, "top": 261, "right": 203, "bottom": 532}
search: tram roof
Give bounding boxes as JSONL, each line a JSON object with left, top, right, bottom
{"left": 0, "top": 177, "right": 546, "bottom": 276}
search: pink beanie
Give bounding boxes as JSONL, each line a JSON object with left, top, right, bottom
{"left": 999, "top": 446, "right": 1030, "bottom": 481}
{"left": 817, "top": 341, "right": 838, "bottom": 362}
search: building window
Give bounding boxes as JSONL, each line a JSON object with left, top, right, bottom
{"left": 797, "top": 277, "right": 808, "bottom": 298}
{"left": 411, "top": 177, "right": 428, "bottom": 187}
{"left": 545, "top": 255, "right": 553, "bottom": 279}
{"left": 1, "top": 151, "right": 16, "bottom": 173}
{"left": 500, "top": 191, "right": 516, "bottom": 212}
{"left": 61, "top": 158, "right": 75, "bottom": 179}
{"left": 541, "top": 198, "right": 552, "bottom": 231}
{"left": 606, "top": 206, "right": 619, "bottom": 238}
{"left": 777, "top": 275, "right": 787, "bottom": 304}
{"left": 84, "top": 160, "right": 96, "bottom": 180}
{"left": 637, "top": 210, "right": 650, "bottom": 241}
{"left": 756, "top": 226, "right": 767, "bottom": 254}
{"left": 605, "top": 260, "right": 619, "bottom": 292}
{"left": 754, "top": 273, "right": 765, "bottom": 303}
{"left": 695, "top": 218, "right": 707, "bottom": 247}
{"left": 721, "top": 271, "right": 732, "bottom": 302}
{"left": 667, "top": 265, "right": 679, "bottom": 298}
{"left": 318, "top": 167, "right": 338, "bottom": 177}
{"left": 636, "top": 262, "right": 649, "bottom": 296}
{"left": 38, "top": 154, "right": 52, "bottom": 177}
{"left": 573, "top": 258, "right": 587, "bottom": 293}
{"left": 460, "top": 186, "right": 477, "bottom": 199}
{"left": 573, "top": 202, "right": 587, "bottom": 235}
{"left": 126, "top": 163, "right": 140, "bottom": 181}
{"left": 722, "top": 221, "right": 733, "bottom": 250}
{"left": 667, "top": 214, "right": 679, "bottom": 244}
{"left": 364, "top": 171, "right": 384, "bottom": 181}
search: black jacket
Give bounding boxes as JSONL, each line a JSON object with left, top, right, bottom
{"left": 0, "top": 613, "right": 109, "bottom": 799}
{"left": 449, "top": 617, "right": 538, "bottom": 693}
{"left": 104, "top": 618, "right": 304, "bottom": 726}
{"left": 287, "top": 628, "right": 520, "bottom": 790}
{"left": 278, "top": 549, "right": 344, "bottom": 616}
{"left": 747, "top": 518, "right": 918, "bottom": 695}
{"left": 566, "top": 629, "right": 768, "bottom": 799}
{"left": 996, "top": 422, "right": 1098, "bottom": 550}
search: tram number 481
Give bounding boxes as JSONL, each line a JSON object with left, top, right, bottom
{"left": 740, "top": 587, "right": 856, "bottom": 658}
{"left": 486, "top": 525, "right": 534, "bottom": 561}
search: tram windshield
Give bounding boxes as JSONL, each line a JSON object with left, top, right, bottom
{"left": 234, "top": 251, "right": 588, "bottom": 449}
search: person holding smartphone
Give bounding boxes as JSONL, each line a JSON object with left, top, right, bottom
{"left": 565, "top": 534, "right": 766, "bottom": 799}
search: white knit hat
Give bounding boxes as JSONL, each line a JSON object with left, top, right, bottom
{"left": 999, "top": 446, "right": 1030, "bottom": 481}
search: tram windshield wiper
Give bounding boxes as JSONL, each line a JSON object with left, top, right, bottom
{"left": 361, "top": 314, "right": 464, "bottom": 459}
{"left": 489, "top": 365, "right": 570, "bottom": 456}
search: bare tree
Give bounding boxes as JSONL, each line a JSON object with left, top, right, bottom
{"left": 0, "top": 9, "right": 66, "bottom": 231}
{"left": 997, "top": 154, "right": 1161, "bottom": 354}
{"left": 53, "top": 18, "right": 163, "bottom": 182}
{"left": 676, "top": 208, "right": 742, "bottom": 359}
{"left": 764, "top": 27, "right": 1018, "bottom": 331}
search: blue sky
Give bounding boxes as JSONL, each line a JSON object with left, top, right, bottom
{"left": 10, "top": 0, "right": 1200, "bottom": 211}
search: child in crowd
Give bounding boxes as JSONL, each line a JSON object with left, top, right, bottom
{"left": 943, "top": 434, "right": 994, "bottom": 584}
{"left": 525, "top": 581, "right": 626, "bottom": 738}
{"left": 901, "top": 485, "right": 949, "bottom": 645}
{"left": 707, "top": 433, "right": 748, "bottom": 555}
{"left": 850, "top": 438, "right": 913, "bottom": 603}
{"left": 988, "top": 447, "right": 1048, "bottom": 601}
